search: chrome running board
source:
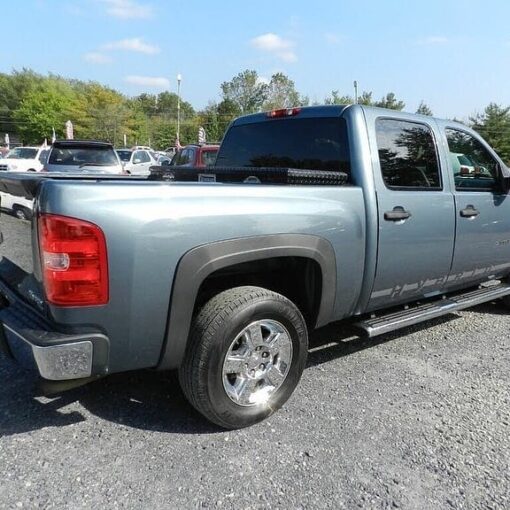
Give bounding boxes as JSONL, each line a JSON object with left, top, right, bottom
{"left": 354, "top": 283, "right": 510, "bottom": 338}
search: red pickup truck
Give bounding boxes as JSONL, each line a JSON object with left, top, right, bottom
{"left": 170, "top": 144, "right": 219, "bottom": 167}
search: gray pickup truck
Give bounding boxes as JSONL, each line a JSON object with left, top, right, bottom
{"left": 2, "top": 104, "right": 510, "bottom": 429}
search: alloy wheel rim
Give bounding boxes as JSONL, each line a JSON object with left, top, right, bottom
{"left": 222, "top": 319, "right": 293, "bottom": 407}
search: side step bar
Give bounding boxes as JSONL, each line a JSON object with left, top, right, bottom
{"left": 354, "top": 283, "right": 510, "bottom": 338}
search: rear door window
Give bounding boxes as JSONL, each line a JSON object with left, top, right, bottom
{"left": 375, "top": 118, "right": 442, "bottom": 190}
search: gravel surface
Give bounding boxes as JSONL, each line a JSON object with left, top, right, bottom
{"left": 0, "top": 214, "right": 509, "bottom": 509}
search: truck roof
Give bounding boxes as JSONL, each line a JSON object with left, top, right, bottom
{"left": 231, "top": 104, "right": 463, "bottom": 128}
{"left": 52, "top": 140, "right": 114, "bottom": 149}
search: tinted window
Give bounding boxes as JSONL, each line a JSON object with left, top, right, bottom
{"left": 202, "top": 149, "right": 218, "bottom": 167}
{"left": 445, "top": 128, "right": 499, "bottom": 191}
{"left": 216, "top": 117, "right": 350, "bottom": 175}
{"left": 139, "top": 151, "right": 151, "bottom": 163}
{"left": 376, "top": 119, "right": 441, "bottom": 189}
{"left": 48, "top": 146, "right": 118, "bottom": 166}
{"left": 38, "top": 150, "right": 49, "bottom": 163}
{"left": 7, "top": 148, "right": 38, "bottom": 159}
{"left": 117, "top": 150, "right": 132, "bottom": 162}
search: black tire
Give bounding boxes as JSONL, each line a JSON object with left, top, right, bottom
{"left": 179, "top": 286, "right": 308, "bottom": 429}
{"left": 13, "top": 206, "right": 31, "bottom": 221}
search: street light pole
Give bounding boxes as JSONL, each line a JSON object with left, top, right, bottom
{"left": 353, "top": 80, "right": 358, "bottom": 104}
{"left": 176, "top": 73, "right": 182, "bottom": 146}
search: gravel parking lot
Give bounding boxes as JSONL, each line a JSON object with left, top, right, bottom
{"left": 0, "top": 214, "right": 509, "bottom": 509}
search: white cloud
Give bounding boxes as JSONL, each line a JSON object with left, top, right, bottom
{"left": 250, "top": 33, "right": 297, "bottom": 63}
{"left": 125, "top": 75, "right": 170, "bottom": 88}
{"left": 418, "top": 36, "right": 449, "bottom": 45}
{"left": 83, "top": 52, "right": 112, "bottom": 64}
{"left": 103, "top": 37, "right": 160, "bottom": 54}
{"left": 100, "top": 0, "right": 153, "bottom": 19}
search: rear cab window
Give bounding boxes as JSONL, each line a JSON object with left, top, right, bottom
{"left": 216, "top": 117, "right": 351, "bottom": 177}
{"left": 49, "top": 146, "right": 118, "bottom": 166}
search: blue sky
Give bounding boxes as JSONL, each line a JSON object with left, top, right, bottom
{"left": 4, "top": 0, "right": 510, "bottom": 119}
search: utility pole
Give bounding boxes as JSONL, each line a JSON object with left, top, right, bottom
{"left": 176, "top": 73, "right": 182, "bottom": 146}
{"left": 353, "top": 80, "right": 358, "bottom": 104}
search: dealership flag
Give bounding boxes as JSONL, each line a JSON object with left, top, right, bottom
{"left": 198, "top": 126, "right": 206, "bottom": 145}
{"left": 65, "top": 120, "right": 74, "bottom": 140}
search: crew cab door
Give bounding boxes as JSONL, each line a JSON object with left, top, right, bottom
{"left": 366, "top": 115, "right": 455, "bottom": 311}
{"left": 439, "top": 124, "right": 510, "bottom": 289}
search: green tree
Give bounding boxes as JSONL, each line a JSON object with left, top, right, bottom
{"left": 471, "top": 103, "right": 510, "bottom": 164}
{"left": 220, "top": 70, "right": 267, "bottom": 115}
{"left": 77, "top": 83, "right": 131, "bottom": 145}
{"left": 198, "top": 102, "right": 224, "bottom": 143}
{"left": 374, "top": 92, "right": 405, "bottom": 110}
{"left": 416, "top": 101, "right": 433, "bottom": 116}
{"left": 13, "top": 78, "right": 78, "bottom": 143}
{"left": 326, "top": 89, "right": 403, "bottom": 109}
{"left": 0, "top": 69, "right": 44, "bottom": 137}
{"left": 263, "top": 73, "right": 301, "bottom": 110}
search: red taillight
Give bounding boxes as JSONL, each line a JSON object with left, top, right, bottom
{"left": 266, "top": 107, "right": 302, "bottom": 118}
{"left": 38, "top": 214, "right": 109, "bottom": 306}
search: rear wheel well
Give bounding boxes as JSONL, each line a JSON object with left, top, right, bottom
{"left": 195, "top": 257, "right": 323, "bottom": 327}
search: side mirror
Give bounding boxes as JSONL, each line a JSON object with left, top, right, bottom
{"left": 498, "top": 163, "right": 510, "bottom": 193}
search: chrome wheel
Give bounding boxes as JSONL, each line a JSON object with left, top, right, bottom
{"left": 222, "top": 319, "right": 293, "bottom": 407}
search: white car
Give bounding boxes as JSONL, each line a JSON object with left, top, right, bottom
{"left": 0, "top": 146, "right": 49, "bottom": 172}
{"left": 0, "top": 191, "right": 33, "bottom": 220}
{"left": 116, "top": 148, "right": 157, "bottom": 175}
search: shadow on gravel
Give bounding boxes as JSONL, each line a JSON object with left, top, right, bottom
{"left": 307, "top": 313, "right": 458, "bottom": 368}
{"left": 0, "top": 310, "right": 467, "bottom": 437}
{"left": 467, "top": 301, "right": 509, "bottom": 316}
{"left": 0, "top": 360, "right": 87, "bottom": 437}
{"left": 0, "top": 359, "right": 219, "bottom": 437}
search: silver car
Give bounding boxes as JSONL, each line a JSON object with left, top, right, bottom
{"left": 45, "top": 140, "right": 122, "bottom": 174}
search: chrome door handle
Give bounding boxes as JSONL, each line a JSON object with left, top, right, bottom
{"left": 384, "top": 207, "right": 412, "bottom": 221}
{"left": 460, "top": 206, "right": 479, "bottom": 218}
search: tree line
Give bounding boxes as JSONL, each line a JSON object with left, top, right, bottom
{"left": 1, "top": 68, "right": 509, "bottom": 163}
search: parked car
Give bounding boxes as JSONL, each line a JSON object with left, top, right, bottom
{"left": 164, "top": 146, "right": 177, "bottom": 158}
{"left": 45, "top": 140, "right": 122, "bottom": 174}
{"left": 0, "top": 146, "right": 49, "bottom": 172}
{"left": 0, "top": 191, "right": 33, "bottom": 220}
{"left": 116, "top": 147, "right": 157, "bottom": 175}
{"left": 2, "top": 105, "right": 510, "bottom": 430}
{"left": 170, "top": 144, "right": 219, "bottom": 168}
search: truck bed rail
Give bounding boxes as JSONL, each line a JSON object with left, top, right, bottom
{"left": 148, "top": 166, "right": 349, "bottom": 186}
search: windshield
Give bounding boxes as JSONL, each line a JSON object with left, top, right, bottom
{"left": 49, "top": 146, "right": 118, "bottom": 166}
{"left": 6, "top": 148, "right": 38, "bottom": 159}
{"left": 216, "top": 117, "right": 350, "bottom": 175}
{"left": 116, "top": 150, "right": 132, "bottom": 162}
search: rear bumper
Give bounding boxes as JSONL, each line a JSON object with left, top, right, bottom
{"left": 0, "top": 285, "right": 109, "bottom": 381}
